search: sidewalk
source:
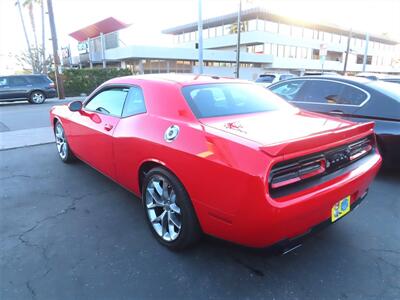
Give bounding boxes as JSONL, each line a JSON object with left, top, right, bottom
{"left": 0, "top": 126, "right": 54, "bottom": 150}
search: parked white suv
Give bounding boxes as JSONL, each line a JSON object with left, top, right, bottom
{"left": 255, "top": 73, "right": 297, "bottom": 87}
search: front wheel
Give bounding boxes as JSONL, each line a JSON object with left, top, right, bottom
{"left": 54, "top": 121, "right": 75, "bottom": 163}
{"left": 142, "top": 167, "right": 201, "bottom": 250}
{"left": 29, "top": 91, "right": 46, "bottom": 104}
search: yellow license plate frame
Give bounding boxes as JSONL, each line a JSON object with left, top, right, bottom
{"left": 331, "top": 196, "right": 351, "bottom": 222}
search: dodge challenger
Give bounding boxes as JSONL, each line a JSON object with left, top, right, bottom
{"left": 50, "top": 74, "right": 382, "bottom": 250}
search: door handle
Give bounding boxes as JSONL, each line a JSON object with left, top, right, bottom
{"left": 330, "top": 110, "right": 344, "bottom": 115}
{"left": 104, "top": 123, "right": 113, "bottom": 131}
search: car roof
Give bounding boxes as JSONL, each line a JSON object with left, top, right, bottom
{"left": 106, "top": 73, "right": 248, "bottom": 87}
{"left": 283, "top": 75, "right": 372, "bottom": 84}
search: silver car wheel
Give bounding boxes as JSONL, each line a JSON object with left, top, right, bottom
{"left": 55, "top": 123, "right": 67, "bottom": 160}
{"left": 32, "top": 92, "right": 45, "bottom": 103}
{"left": 145, "top": 175, "right": 182, "bottom": 242}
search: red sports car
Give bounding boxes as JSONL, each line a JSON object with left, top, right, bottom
{"left": 50, "top": 74, "right": 382, "bottom": 250}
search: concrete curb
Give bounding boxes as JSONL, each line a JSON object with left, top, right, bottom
{"left": 0, "top": 126, "right": 54, "bottom": 151}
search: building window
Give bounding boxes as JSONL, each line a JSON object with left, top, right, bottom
{"left": 292, "top": 26, "right": 303, "bottom": 38}
{"left": 324, "top": 32, "right": 332, "bottom": 42}
{"left": 248, "top": 19, "right": 257, "bottom": 31}
{"left": 223, "top": 25, "right": 230, "bottom": 35}
{"left": 279, "top": 23, "right": 291, "bottom": 36}
{"left": 312, "top": 49, "right": 319, "bottom": 59}
{"left": 278, "top": 45, "right": 285, "bottom": 57}
{"left": 271, "top": 44, "right": 278, "bottom": 56}
{"left": 264, "top": 43, "right": 271, "bottom": 55}
{"left": 254, "top": 44, "right": 264, "bottom": 54}
{"left": 257, "top": 19, "right": 264, "bottom": 31}
{"left": 216, "top": 26, "right": 223, "bottom": 36}
{"left": 209, "top": 27, "right": 216, "bottom": 38}
{"left": 265, "top": 21, "right": 278, "bottom": 33}
{"left": 203, "top": 29, "right": 209, "bottom": 39}
{"left": 303, "top": 28, "right": 313, "bottom": 39}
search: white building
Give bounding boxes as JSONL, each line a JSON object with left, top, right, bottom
{"left": 66, "top": 7, "right": 400, "bottom": 80}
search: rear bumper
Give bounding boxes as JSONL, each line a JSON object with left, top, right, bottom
{"left": 199, "top": 152, "right": 382, "bottom": 248}
{"left": 44, "top": 89, "right": 57, "bottom": 98}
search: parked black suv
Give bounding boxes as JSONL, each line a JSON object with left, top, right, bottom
{"left": 0, "top": 74, "right": 57, "bottom": 104}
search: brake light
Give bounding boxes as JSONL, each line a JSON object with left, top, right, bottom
{"left": 270, "top": 157, "right": 326, "bottom": 189}
{"left": 348, "top": 138, "right": 372, "bottom": 161}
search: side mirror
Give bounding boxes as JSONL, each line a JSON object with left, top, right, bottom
{"left": 68, "top": 100, "right": 83, "bottom": 112}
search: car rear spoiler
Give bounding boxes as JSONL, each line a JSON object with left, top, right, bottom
{"left": 260, "top": 122, "right": 375, "bottom": 158}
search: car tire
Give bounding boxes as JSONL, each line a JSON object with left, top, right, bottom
{"left": 142, "top": 167, "right": 202, "bottom": 250}
{"left": 54, "top": 121, "right": 76, "bottom": 163}
{"left": 29, "top": 91, "right": 46, "bottom": 104}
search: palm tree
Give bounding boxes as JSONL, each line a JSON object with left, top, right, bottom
{"left": 15, "top": 0, "right": 35, "bottom": 73}
{"left": 23, "top": 0, "right": 40, "bottom": 73}
{"left": 40, "top": 0, "right": 46, "bottom": 73}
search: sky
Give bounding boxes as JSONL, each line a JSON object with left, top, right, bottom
{"left": 1, "top": 0, "right": 400, "bottom": 72}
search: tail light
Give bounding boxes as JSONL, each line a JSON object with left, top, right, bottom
{"left": 348, "top": 137, "right": 372, "bottom": 161}
{"left": 269, "top": 135, "right": 374, "bottom": 192}
{"left": 270, "top": 155, "right": 326, "bottom": 189}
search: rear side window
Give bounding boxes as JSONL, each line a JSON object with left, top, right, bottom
{"left": 270, "top": 80, "right": 305, "bottom": 101}
{"left": 295, "top": 80, "right": 344, "bottom": 103}
{"left": 122, "top": 87, "right": 146, "bottom": 117}
{"left": 339, "top": 85, "right": 368, "bottom": 105}
{"left": 26, "top": 76, "right": 50, "bottom": 84}
{"left": 9, "top": 76, "right": 28, "bottom": 86}
{"left": 182, "top": 83, "right": 290, "bottom": 118}
{"left": 85, "top": 88, "right": 129, "bottom": 117}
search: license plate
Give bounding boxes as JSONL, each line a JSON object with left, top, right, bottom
{"left": 331, "top": 196, "right": 351, "bottom": 222}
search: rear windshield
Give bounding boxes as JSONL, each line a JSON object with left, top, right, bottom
{"left": 181, "top": 83, "right": 291, "bottom": 118}
{"left": 256, "top": 75, "right": 275, "bottom": 83}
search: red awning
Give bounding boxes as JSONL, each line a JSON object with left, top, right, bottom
{"left": 69, "top": 17, "right": 129, "bottom": 42}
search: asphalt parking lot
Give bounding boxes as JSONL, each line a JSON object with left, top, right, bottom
{"left": 0, "top": 101, "right": 399, "bottom": 299}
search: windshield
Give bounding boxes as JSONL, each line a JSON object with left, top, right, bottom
{"left": 256, "top": 75, "right": 275, "bottom": 83}
{"left": 182, "top": 83, "right": 292, "bottom": 118}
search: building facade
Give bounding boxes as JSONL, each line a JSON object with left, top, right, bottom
{"left": 66, "top": 7, "right": 400, "bottom": 80}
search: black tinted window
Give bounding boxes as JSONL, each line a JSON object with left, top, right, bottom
{"left": 9, "top": 77, "right": 28, "bottom": 86}
{"left": 182, "top": 83, "right": 290, "bottom": 118}
{"left": 339, "top": 86, "right": 368, "bottom": 105}
{"left": 26, "top": 76, "right": 49, "bottom": 84}
{"left": 85, "top": 88, "right": 129, "bottom": 117}
{"left": 122, "top": 87, "right": 146, "bottom": 117}
{"left": 256, "top": 75, "right": 275, "bottom": 83}
{"left": 296, "top": 80, "right": 344, "bottom": 103}
{"left": 270, "top": 80, "right": 305, "bottom": 101}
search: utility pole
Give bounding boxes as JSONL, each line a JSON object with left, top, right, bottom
{"left": 47, "top": 0, "right": 65, "bottom": 99}
{"left": 197, "top": 0, "right": 204, "bottom": 74}
{"left": 362, "top": 32, "right": 370, "bottom": 72}
{"left": 343, "top": 28, "right": 352, "bottom": 75}
{"left": 235, "top": 0, "right": 242, "bottom": 78}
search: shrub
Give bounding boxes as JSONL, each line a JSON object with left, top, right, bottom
{"left": 50, "top": 68, "right": 132, "bottom": 97}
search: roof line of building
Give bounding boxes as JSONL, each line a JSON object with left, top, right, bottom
{"left": 162, "top": 7, "right": 399, "bottom": 45}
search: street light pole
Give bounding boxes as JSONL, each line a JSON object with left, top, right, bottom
{"left": 343, "top": 28, "right": 352, "bottom": 75}
{"left": 197, "top": 0, "right": 203, "bottom": 74}
{"left": 235, "top": 0, "right": 242, "bottom": 78}
{"left": 362, "top": 32, "right": 370, "bottom": 72}
{"left": 47, "top": 0, "right": 65, "bottom": 99}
